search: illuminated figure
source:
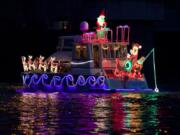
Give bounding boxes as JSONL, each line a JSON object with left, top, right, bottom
{"left": 28, "top": 55, "right": 36, "bottom": 71}
{"left": 96, "top": 10, "right": 107, "bottom": 30}
{"left": 127, "top": 43, "right": 145, "bottom": 79}
{"left": 128, "top": 43, "right": 142, "bottom": 63}
{"left": 131, "top": 57, "right": 145, "bottom": 78}
{"left": 38, "top": 55, "right": 48, "bottom": 72}
{"left": 96, "top": 10, "right": 109, "bottom": 40}
{"left": 21, "top": 56, "right": 29, "bottom": 72}
{"left": 114, "top": 43, "right": 145, "bottom": 79}
{"left": 49, "top": 57, "right": 59, "bottom": 73}
{"left": 114, "top": 58, "right": 132, "bottom": 79}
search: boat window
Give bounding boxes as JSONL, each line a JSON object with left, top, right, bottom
{"left": 75, "top": 44, "right": 87, "bottom": 59}
{"left": 102, "top": 44, "right": 110, "bottom": 58}
{"left": 62, "top": 39, "right": 74, "bottom": 51}
{"left": 110, "top": 45, "right": 115, "bottom": 58}
{"left": 120, "top": 46, "right": 127, "bottom": 60}
{"left": 114, "top": 44, "right": 120, "bottom": 58}
{"left": 93, "top": 45, "right": 100, "bottom": 68}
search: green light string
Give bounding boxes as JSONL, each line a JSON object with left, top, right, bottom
{"left": 144, "top": 48, "right": 159, "bottom": 92}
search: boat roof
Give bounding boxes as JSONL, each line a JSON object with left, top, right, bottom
{"left": 48, "top": 51, "right": 72, "bottom": 61}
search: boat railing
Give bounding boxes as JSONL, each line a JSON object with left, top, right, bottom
{"left": 116, "top": 25, "right": 130, "bottom": 44}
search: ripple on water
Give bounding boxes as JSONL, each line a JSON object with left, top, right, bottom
{"left": 0, "top": 91, "right": 180, "bottom": 134}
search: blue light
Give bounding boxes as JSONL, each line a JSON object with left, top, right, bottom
{"left": 23, "top": 73, "right": 106, "bottom": 90}
{"left": 76, "top": 75, "right": 86, "bottom": 86}
{"left": 86, "top": 76, "right": 96, "bottom": 86}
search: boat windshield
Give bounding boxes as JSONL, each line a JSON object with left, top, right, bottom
{"left": 75, "top": 44, "right": 88, "bottom": 60}
{"left": 61, "top": 39, "right": 74, "bottom": 51}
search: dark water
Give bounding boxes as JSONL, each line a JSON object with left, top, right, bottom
{"left": 0, "top": 90, "right": 180, "bottom": 135}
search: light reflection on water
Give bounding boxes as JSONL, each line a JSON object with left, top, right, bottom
{"left": 0, "top": 91, "right": 180, "bottom": 134}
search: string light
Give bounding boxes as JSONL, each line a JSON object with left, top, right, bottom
{"left": 23, "top": 74, "right": 106, "bottom": 90}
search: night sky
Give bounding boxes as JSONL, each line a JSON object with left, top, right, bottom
{"left": 0, "top": 0, "right": 180, "bottom": 91}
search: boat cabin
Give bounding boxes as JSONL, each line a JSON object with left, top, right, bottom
{"left": 70, "top": 25, "right": 130, "bottom": 77}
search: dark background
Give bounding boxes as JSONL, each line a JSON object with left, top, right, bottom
{"left": 0, "top": 0, "right": 179, "bottom": 91}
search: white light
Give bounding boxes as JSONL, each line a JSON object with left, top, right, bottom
{"left": 71, "top": 60, "right": 94, "bottom": 65}
{"left": 127, "top": 53, "right": 131, "bottom": 58}
{"left": 155, "top": 87, "right": 159, "bottom": 93}
{"left": 124, "top": 25, "right": 129, "bottom": 28}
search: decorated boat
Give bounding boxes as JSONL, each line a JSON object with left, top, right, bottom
{"left": 21, "top": 11, "right": 159, "bottom": 92}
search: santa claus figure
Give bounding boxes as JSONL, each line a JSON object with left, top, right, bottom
{"left": 96, "top": 10, "right": 107, "bottom": 30}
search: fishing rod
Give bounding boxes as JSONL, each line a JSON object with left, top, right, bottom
{"left": 144, "top": 48, "right": 159, "bottom": 92}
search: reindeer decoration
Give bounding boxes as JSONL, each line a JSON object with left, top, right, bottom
{"left": 38, "top": 55, "right": 48, "bottom": 72}
{"left": 49, "top": 57, "right": 59, "bottom": 73}
{"left": 33, "top": 57, "right": 39, "bottom": 70}
{"left": 21, "top": 55, "right": 61, "bottom": 73}
{"left": 28, "top": 55, "right": 36, "bottom": 71}
{"left": 21, "top": 56, "right": 29, "bottom": 72}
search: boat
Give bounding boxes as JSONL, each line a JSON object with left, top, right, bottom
{"left": 20, "top": 11, "right": 158, "bottom": 92}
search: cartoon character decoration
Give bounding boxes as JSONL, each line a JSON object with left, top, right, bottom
{"left": 38, "top": 55, "right": 48, "bottom": 72}
{"left": 134, "top": 57, "right": 145, "bottom": 78}
{"left": 21, "top": 56, "right": 28, "bottom": 72}
{"left": 49, "top": 57, "right": 59, "bottom": 73}
{"left": 127, "top": 43, "right": 145, "bottom": 79}
{"left": 28, "top": 55, "right": 36, "bottom": 71}
{"left": 128, "top": 43, "right": 142, "bottom": 63}
{"left": 114, "top": 43, "right": 145, "bottom": 79}
{"left": 114, "top": 58, "right": 132, "bottom": 79}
